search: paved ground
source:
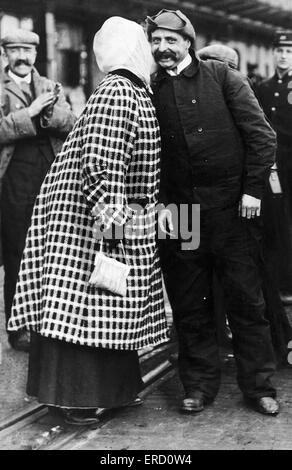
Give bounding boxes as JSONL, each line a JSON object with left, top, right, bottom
{"left": 64, "top": 359, "right": 292, "bottom": 451}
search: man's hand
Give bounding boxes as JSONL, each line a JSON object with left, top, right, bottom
{"left": 239, "top": 194, "right": 261, "bottom": 218}
{"left": 28, "top": 92, "right": 55, "bottom": 118}
{"left": 158, "top": 208, "right": 174, "bottom": 236}
{"left": 43, "top": 83, "right": 61, "bottom": 119}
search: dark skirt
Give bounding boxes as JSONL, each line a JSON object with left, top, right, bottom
{"left": 27, "top": 332, "right": 143, "bottom": 409}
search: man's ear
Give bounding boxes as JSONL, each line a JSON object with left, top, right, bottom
{"left": 185, "top": 39, "right": 191, "bottom": 50}
{"left": 2, "top": 47, "right": 7, "bottom": 59}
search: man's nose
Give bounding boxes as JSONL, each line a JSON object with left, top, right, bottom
{"left": 17, "top": 49, "right": 27, "bottom": 59}
{"left": 158, "top": 40, "right": 167, "bottom": 52}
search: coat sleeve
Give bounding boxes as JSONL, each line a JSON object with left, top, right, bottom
{"left": 0, "top": 98, "right": 36, "bottom": 144}
{"left": 81, "top": 80, "right": 139, "bottom": 233}
{"left": 222, "top": 65, "right": 276, "bottom": 200}
{"left": 40, "top": 84, "right": 77, "bottom": 136}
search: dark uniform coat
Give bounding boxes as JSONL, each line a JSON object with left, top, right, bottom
{"left": 256, "top": 70, "right": 292, "bottom": 147}
{"left": 8, "top": 71, "right": 169, "bottom": 350}
{"left": 256, "top": 69, "right": 292, "bottom": 203}
{"left": 256, "top": 69, "right": 292, "bottom": 295}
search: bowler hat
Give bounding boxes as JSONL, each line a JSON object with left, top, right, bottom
{"left": 273, "top": 30, "right": 292, "bottom": 48}
{"left": 1, "top": 28, "right": 39, "bottom": 48}
{"left": 146, "top": 9, "right": 196, "bottom": 44}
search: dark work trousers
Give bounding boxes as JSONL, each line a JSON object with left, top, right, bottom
{"left": 1, "top": 137, "right": 53, "bottom": 331}
{"left": 159, "top": 205, "right": 276, "bottom": 401}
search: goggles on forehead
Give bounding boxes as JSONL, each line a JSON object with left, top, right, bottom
{"left": 147, "top": 9, "right": 187, "bottom": 30}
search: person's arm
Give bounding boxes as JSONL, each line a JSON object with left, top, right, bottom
{"left": 0, "top": 104, "right": 36, "bottom": 144}
{"left": 222, "top": 65, "right": 276, "bottom": 201}
{"left": 40, "top": 80, "right": 76, "bottom": 135}
{"left": 81, "top": 79, "right": 139, "bottom": 236}
{"left": 0, "top": 88, "right": 56, "bottom": 144}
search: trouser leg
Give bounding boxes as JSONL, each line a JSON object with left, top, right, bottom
{"left": 1, "top": 201, "right": 34, "bottom": 329}
{"left": 160, "top": 241, "right": 220, "bottom": 401}
{"left": 216, "top": 215, "right": 276, "bottom": 400}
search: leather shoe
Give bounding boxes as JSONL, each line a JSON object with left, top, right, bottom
{"left": 8, "top": 331, "right": 30, "bottom": 352}
{"left": 246, "top": 397, "right": 280, "bottom": 416}
{"left": 180, "top": 392, "right": 205, "bottom": 413}
{"left": 64, "top": 409, "right": 99, "bottom": 426}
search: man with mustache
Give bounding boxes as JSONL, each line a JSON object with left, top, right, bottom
{"left": 147, "top": 10, "right": 280, "bottom": 415}
{"left": 0, "top": 29, "right": 76, "bottom": 351}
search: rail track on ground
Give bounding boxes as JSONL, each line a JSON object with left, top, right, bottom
{"left": 0, "top": 342, "right": 176, "bottom": 450}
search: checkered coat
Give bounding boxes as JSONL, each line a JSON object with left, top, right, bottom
{"left": 8, "top": 72, "right": 169, "bottom": 350}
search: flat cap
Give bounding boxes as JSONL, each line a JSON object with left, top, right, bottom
{"left": 146, "top": 9, "right": 196, "bottom": 44}
{"left": 273, "top": 30, "right": 292, "bottom": 48}
{"left": 1, "top": 28, "right": 39, "bottom": 48}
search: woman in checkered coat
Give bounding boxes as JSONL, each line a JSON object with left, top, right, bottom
{"left": 8, "top": 17, "right": 169, "bottom": 424}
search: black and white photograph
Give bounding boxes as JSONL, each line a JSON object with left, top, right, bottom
{"left": 0, "top": 0, "right": 291, "bottom": 453}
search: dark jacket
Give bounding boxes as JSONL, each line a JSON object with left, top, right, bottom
{"left": 256, "top": 70, "right": 292, "bottom": 146}
{"left": 0, "top": 67, "right": 76, "bottom": 185}
{"left": 152, "top": 56, "right": 276, "bottom": 210}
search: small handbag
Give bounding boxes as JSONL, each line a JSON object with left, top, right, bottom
{"left": 88, "top": 238, "right": 131, "bottom": 296}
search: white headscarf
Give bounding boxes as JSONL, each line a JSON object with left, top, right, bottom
{"left": 93, "top": 17, "right": 154, "bottom": 86}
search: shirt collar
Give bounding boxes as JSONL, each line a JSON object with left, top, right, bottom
{"left": 167, "top": 53, "right": 192, "bottom": 76}
{"left": 152, "top": 51, "right": 200, "bottom": 85}
{"left": 8, "top": 70, "right": 32, "bottom": 87}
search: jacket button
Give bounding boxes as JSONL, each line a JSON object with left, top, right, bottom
{"left": 271, "top": 107, "right": 276, "bottom": 111}
{"left": 192, "top": 99, "right": 197, "bottom": 104}
{"left": 197, "top": 127, "right": 203, "bottom": 133}
{"left": 278, "top": 79, "right": 282, "bottom": 83}
{"left": 274, "top": 92, "right": 279, "bottom": 97}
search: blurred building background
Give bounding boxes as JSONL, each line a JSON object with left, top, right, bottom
{"left": 0, "top": 0, "right": 292, "bottom": 113}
